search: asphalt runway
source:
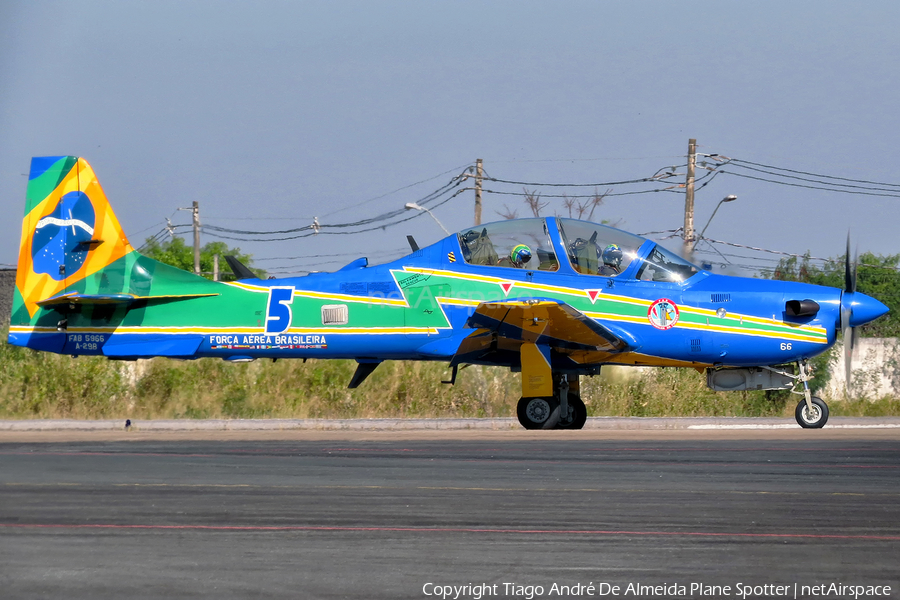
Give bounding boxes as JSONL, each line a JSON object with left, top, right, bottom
{"left": 1, "top": 430, "right": 898, "bottom": 599}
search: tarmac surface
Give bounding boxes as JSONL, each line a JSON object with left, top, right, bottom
{"left": 1, "top": 423, "right": 898, "bottom": 599}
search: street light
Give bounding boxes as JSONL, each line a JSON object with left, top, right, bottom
{"left": 696, "top": 195, "right": 737, "bottom": 246}
{"left": 404, "top": 202, "right": 451, "bottom": 235}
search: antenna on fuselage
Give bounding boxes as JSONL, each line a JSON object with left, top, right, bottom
{"left": 224, "top": 255, "right": 258, "bottom": 280}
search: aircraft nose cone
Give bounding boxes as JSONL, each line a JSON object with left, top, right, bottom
{"left": 846, "top": 292, "right": 889, "bottom": 327}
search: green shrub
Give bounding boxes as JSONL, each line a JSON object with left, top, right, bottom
{"left": 0, "top": 328, "right": 896, "bottom": 419}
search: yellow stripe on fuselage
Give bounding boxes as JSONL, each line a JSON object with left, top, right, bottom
{"left": 9, "top": 325, "right": 444, "bottom": 336}
{"left": 225, "top": 281, "right": 407, "bottom": 307}
{"left": 414, "top": 267, "right": 827, "bottom": 342}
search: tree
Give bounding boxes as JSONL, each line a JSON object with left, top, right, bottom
{"left": 765, "top": 252, "right": 900, "bottom": 338}
{"left": 498, "top": 188, "right": 614, "bottom": 223}
{"left": 141, "top": 237, "right": 266, "bottom": 281}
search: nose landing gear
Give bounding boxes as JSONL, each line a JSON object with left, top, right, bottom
{"left": 795, "top": 360, "right": 828, "bottom": 428}
{"left": 796, "top": 395, "right": 829, "bottom": 428}
{"left": 752, "top": 360, "right": 830, "bottom": 428}
{"left": 765, "top": 360, "right": 829, "bottom": 428}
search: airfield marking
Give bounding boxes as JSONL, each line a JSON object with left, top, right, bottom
{"left": 2, "top": 482, "right": 897, "bottom": 498}
{"left": 2, "top": 445, "right": 900, "bottom": 471}
{"left": 2, "top": 522, "right": 899, "bottom": 541}
{"left": 2, "top": 449, "right": 898, "bottom": 469}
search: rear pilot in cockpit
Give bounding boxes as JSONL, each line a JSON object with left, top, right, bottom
{"left": 599, "top": 243, "right": 623, "bottom": 276}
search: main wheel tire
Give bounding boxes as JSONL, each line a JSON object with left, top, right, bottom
{"left": 555, "top": 394, "right": 587, "bottom": 430}
{"left": 516, "top": 396, "right": 560, "bottom": 430}
{"left": 795, "top": 396, "right": 829, "bottom": 429}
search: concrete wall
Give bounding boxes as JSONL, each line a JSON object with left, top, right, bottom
{"left": 0, "top": 269, "right": 15, "bottom": 325}
{"left": 822, "top": 338, "right": 900, "bottom": 400}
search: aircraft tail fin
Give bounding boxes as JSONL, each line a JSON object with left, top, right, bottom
{"left": 9, "top": 156, "right": 228, "bottom": 356}
{"left": 11, "top": 156, "right": 139, "bottom": 324}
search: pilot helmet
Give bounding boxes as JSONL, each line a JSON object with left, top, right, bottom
{"left": 601, "top": 243, "right": 623, "bottom": 269}
{"left": 510, "top": 244, "right": 532, "bottom": 266}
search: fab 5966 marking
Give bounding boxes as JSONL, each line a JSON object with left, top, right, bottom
{"left": 67, "top": 332, "right": 107, "bottom": 352}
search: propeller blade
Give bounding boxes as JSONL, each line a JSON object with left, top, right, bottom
{"left": 844, "top": 233, "right": 857, "bottom": 294}
{"left": 841, "top": 233, "right": 860, "bottom": 394}
{"left": 845, "top": 234, "right": 853, "bottom": 293}
{"left": 843, "top": 325, "right": 860, "bottom": 395}
{"left": 843, "top": 316, "right": 852, "bottom": 394}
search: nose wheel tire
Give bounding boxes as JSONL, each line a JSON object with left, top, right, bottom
{"left": 795, "top": 396, "right": 829, "bottom": 429}
{"left": 555, "top": 394, "right": 587, "bottom": 430}
{"left": 516, "top": 396, "right": 561, "bottom": 430}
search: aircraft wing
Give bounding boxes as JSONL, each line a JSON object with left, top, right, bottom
{"left": 451, "top": 298, "right": 631, "bottom": 365}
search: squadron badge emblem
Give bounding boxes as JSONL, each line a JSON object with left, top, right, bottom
{"left": 648, "top": 298, "right": 680, "bottom": 330}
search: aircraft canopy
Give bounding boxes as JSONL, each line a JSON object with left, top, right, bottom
{"left": 456, "top": 217, "right": 698, "bottom": 283}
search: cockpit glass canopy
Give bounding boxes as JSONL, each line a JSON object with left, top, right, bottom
{"left": 634, "top": 243, "right": 699, "bottom": 283}
{"left": 557, "top": 218, "right": 646, "bottom": 277}
{"left": 458, "top": 218, "right": 558, "bottom": 271}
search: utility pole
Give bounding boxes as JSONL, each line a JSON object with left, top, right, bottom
{"left": 192, "top": 200, "right": 201, "bottom": 275}
{"left": 474, "top": 158, "right": 483, "bottom": 226}
{"left": 683, "top": 139, "right": 697, "bottom": 257}
{"left": 213, "top": 254, "right": 219, "bottom": 282}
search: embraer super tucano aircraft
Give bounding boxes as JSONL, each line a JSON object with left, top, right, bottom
{"left": 8, "top": 157, "right": 888, "bottom": 429}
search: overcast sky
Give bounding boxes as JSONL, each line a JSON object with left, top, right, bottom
{"left": 2, "top": 1, "right": 898, "bottom": 276}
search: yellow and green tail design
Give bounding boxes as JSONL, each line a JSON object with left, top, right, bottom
{"left": 12, "top": 156, "right": 133, "bottom": 323}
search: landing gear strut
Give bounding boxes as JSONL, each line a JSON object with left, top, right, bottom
{"left": 555, "top": 374, "right": 587, "bottom": 430}
{"left": 761, "top": 360, "right": 829, "bottom": 428}
{"left": 515, "top": 342, "right": 588, "bottom": 430}
{"left": 795, "top": 360, "right": 828, "bottom": 429}
{"left": 764, "top": 360, "right": 829, "bottom": 428}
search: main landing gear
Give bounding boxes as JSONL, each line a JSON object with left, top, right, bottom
{"left": 516, "top": 374, "right": 587, "bottom": 430}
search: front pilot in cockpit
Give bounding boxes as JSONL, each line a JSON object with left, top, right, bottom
{"left": 509, "top": 244, "right": 532, "bottom": 268}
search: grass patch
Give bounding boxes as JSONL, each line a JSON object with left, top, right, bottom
{"left": 830, "top": 396, "right": 900, "bottom": 417}
{"left": 580, "top": 367, "right": 795, "bottom": 418}
{"left": 0, "top": 330, "right": 897, "bottom": 419}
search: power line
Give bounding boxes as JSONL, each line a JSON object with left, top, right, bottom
{"left": 202, "top": 187, "right": 470, "bottom": 242}
{"left": 487, "top": 155, "right": 684, "bottom": 164}
{"left": 482, "top": 174, "right": 666, "bottom": 188}
{"left": 481, "top": 187, "right": 681, "bottom": 199}
{"left": 724, "top": 162, "right": 900, "bottom": 194}
{"left": 195, "top": 175, "right": 467, "bottom": 239}
{"left": 719, "top": 170, "right": 900, "bottom": 198}
{"left": 730, "top": 158, "right": 900, "bottom": 189}
{"left": 701, "top": 238, "right": 900, "bottom": 272}
{"left": 319, "top": 162, "right": 474, "bottom": 219}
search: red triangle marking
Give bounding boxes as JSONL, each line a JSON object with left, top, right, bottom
{"left": 500, "top": 282, "right": 514, "bottom": 295}
{"left": 586, "top": 290, "right": 601, "bottom": 303}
